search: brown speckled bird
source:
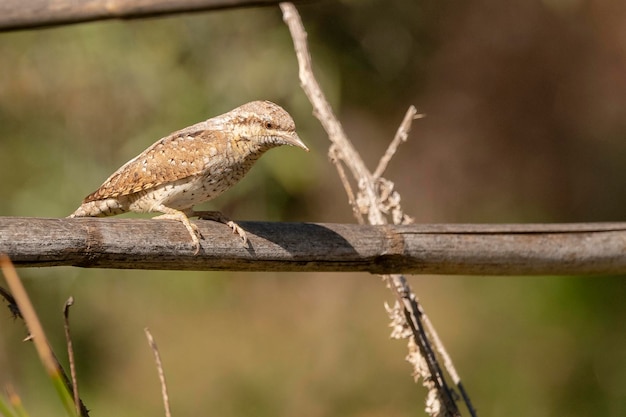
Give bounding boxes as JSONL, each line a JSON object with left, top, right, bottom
{"left": 69, "top": 100, "right": 309, "bottom": 253}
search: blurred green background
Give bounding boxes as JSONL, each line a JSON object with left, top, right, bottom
{"left": 1, "top": 0, "right": 626, "bottom": 416}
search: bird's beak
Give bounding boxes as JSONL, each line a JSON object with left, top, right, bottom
{"left": 285, "top": 132, "right": 310, "bottom": 152}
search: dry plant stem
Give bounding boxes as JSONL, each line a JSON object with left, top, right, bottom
{"left": 388, "top": 273, "right": 460, "bottom": 416}
{"left": 0, "top": 256, "right": 89, "bottom": 417}
{"left": 374, "top": 106, "right": 423, "bottom": 179}
{"left": 280, "top": 4, "right": 467, "bottom": 416}
{"left": 145, "top": 328, "right": 172, "bottom": 417}
{"left": 63, "top": 297, "right": 82, "bottom": 417}
{"left": 0, "top": 255, "right": 84, "bottom": 416}
{"left": 279, "top": 3, "right": 382, "bottom": 225}
{"left": 398, "top": 289, "right": 459, "bottom": 415}
{"left": 329, "top": 145, "right": 364, "bottom": 224}
{"left": 1, "top": 255, "right": 57, "bottom": 376}
{"left": 422, "top": 313, "right": 476, "bottom": 416}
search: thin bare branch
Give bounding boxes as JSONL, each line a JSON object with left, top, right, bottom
{"left": 416, "top": 300, "right": 476, "bottom": 417}
{"left": 63, "top": 297, "right": 83, "bottom": 417}
{"left": 280, "top": 3, "right": 465, "bottom": 415}
{"left": 374, "top": 106, "right": 423, "bottom": 179}
{"left": 329, "top": 145, "right": 365, "bottom": 224}
{"left": 0, "top": 255, "right": 80, "bottom": 416}
{"left": 401, "top": 290, "right": 459, "bottom": 416}
{"left": 280, "top": 3, "right": 384, "bottom": 226}
{"left": 145, "top": 328, "right": 172, "bottom": 417}
{"left": 1, "top": 258, "right": 90, "bottom": 416}
{"left": 1, "top": 255, "right": 57, "bottom": 375}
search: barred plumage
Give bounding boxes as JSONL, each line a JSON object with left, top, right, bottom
{"left": 69, "top": 100, "right": 308, "bottom": 253}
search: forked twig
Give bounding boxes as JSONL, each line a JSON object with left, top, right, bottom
{"left": 280, "top": 3, "right": 474, "bottom": 416}
{"left": 144, "top": 328, "right": 172, "bottom": 417}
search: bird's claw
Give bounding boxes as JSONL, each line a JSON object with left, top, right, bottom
{"left": 226, "top": 220, "right": 248, "bottom": 246}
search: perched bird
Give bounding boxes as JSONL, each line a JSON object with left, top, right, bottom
{"left": 69, "top": 100, "right": 309, "bottom": 253}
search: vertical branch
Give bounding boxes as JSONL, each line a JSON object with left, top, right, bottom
{"left": 329, "top": 145, "right": 365, "bottom": 224}
{"left": 279, "top": 2, "right": 385, "bottom": 226}
{"left": 63, "top": 297, "right": 82, "bottom": 417}
{"left": 280, "top": 4, "right": 473, "bottom": 416}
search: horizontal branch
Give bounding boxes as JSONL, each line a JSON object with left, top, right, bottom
{"left": 1, "top": 217, "right": 625, "bottom": 274}
{"left": 0, "top": 0, "right": 307, "bottom": 32}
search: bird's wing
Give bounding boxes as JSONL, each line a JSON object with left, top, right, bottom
{"left": 83, "top": 125, "right": 227, "bottom": 203}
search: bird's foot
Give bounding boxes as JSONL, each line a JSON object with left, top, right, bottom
{"left": 153, "top": 209, "right": 202, "bottom": 254}
{"left": 191, "top": 210, "right": 248, "bottom": 246}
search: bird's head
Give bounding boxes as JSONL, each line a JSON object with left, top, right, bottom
{"left": 227, "top": 100, "right": 309, "bottom": 153}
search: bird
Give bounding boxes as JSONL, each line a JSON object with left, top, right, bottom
{"left": 69, "top": 100, "right": 309, "bottom": 253}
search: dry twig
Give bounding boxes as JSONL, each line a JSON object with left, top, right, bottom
{"left": 0, "top": 255, "right": 84, "bottom": 416}
{"left": 1, "top": 255, "right": 58, "bottom": 378}
{"left": 280, "top": 3, "right": 474, "bottom": 416}
{"left": 0, "top": 256, "right": 89, "bottom": 416}
{"left": 145, "top": 328, "right": 173, "bottom": 417}
{"left": 329, "top": 145, "right": 365, "bottom": 224}
{"left": 63, "top": 297, "right": 81, "bottom": 417}
{"left": 373, "top": 106, "right": 423, "bottom": 179}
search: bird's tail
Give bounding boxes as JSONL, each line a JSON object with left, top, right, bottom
{"left": 68, "top": 199, "right": 126, "bottom": 218}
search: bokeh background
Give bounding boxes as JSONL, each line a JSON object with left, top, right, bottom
{"left": 1, "top": 0, "right": 626, "bottom": 416}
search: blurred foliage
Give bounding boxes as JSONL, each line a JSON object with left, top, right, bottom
{"left": 1, "top": 0, "right": 626, "bottom": 416}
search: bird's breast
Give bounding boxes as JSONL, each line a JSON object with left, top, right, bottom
{"left": 129, "top": 157, "right": 259, "bottom": 211}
